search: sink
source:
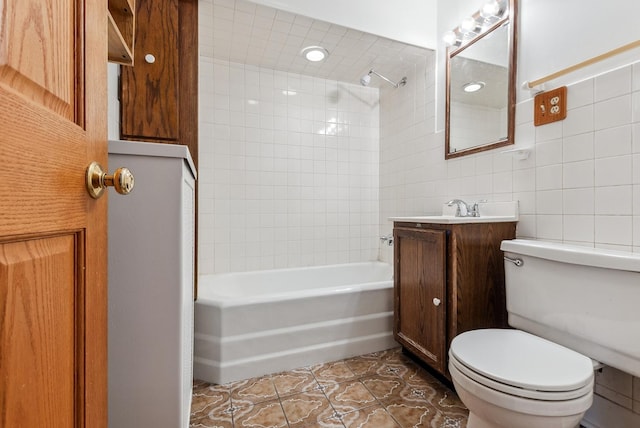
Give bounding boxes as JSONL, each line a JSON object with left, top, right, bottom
{"left": 390, "top": 201, "right": 518, "bottom": 224}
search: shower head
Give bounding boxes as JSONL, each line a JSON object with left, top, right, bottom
{"left": 360, "top": 74, "right": 372, "bottom": 86}
{"left": 359, "top": 69, "right": 407, "bottom": 88}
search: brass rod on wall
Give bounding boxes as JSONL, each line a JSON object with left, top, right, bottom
{"left": 527, "top": 40, "right": 640, "bottom": 89}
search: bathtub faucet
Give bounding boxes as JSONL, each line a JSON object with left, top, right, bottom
{"left": 380, "top": 235, "right": 394, "bottom": 246}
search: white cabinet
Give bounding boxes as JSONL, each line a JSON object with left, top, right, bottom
{"left": 108, "top": 140, "right": 196, "bottom": 428}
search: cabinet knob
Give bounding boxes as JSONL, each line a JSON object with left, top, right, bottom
{"left": 433, "top": 298, "right": 441, "bottom": 306}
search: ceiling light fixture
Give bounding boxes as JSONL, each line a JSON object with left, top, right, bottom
{"left": 301, "top": 46, "right": 329, "bottom": 62}
{"left": 463, "top": 81, "right": 486, "bottom": 93}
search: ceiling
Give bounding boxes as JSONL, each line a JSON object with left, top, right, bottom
{"left": 247, "top": 0, "right": 437, "bottom": 49}
{"left": 204, "top": 0, "right": 432, "bottom": 88}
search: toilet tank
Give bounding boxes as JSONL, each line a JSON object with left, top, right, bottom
{"left": 501, "top": 239, "right": 640, "bottom": 378}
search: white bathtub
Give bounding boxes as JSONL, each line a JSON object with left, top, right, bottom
{"left": 193, "top": 262, "right": 397, "bottom": 384}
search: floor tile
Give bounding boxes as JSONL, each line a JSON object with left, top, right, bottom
{"left": 272, "top": 368, "right": 319, "bottom": 398}
{"left": 311, "top": 361, "right": 358, "bottom": 385}
{"left": 230, "top": 376, "right": 278, "bottom": 404}
{"left": 190, "top": 415, "right": 234, "bottom": 428}
{"left": 383, "top": 396, "right": 436, "bottom": 428}
{"left": 190, "top": 348, "right": 469, "bottom": 428}
{"left": 343, "top": 356, "right": 385, "bottom": 378}
{"left": 360, "top": 375, "right": 404, "bottom": 401}
{"left": 324, "top": 381, "right": 377, "bottom": 414}
{"left": 233, "top": 399, "right": 288, "bottom": 428}
{"left": 340, "top": 405, "right": 400, "bottom": 428}
{"left": 280, "top": 391, "right": 333, "bottom": 427}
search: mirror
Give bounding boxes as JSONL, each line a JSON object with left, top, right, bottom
{"left": 445, "top": 0, "right": 517, "bottom": 159}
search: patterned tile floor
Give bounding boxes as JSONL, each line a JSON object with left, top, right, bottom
{"left": 190, "top": 348, "right": 468, "bottom": 428}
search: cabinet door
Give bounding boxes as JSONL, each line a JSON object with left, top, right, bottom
{"left": 120, "top": 0, "right": 179, "bottom": 142}
{"left": 118, "top": 0, "right": 199, "bottom": 170}
{"left": 394, "top": 228, "right": 447, "bottom": 374}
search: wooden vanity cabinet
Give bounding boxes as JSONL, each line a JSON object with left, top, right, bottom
{"left": 393, "top": 221, "right": 516, "bottom": 378}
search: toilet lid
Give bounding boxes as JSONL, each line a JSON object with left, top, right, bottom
{"left": 450, "top": 329, "right": 594, "bottom": 394}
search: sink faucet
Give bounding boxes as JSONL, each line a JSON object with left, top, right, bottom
{"left": 446, "top": 199, "right": 471, "bottom": 217}
{"left": 447, "top": 199, "right": 487, "bottom": 217}
{"left": 468, "top": 199, "right": 488, "bottom": 217}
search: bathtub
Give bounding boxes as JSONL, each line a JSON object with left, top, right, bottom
{"left": 193, "top": 261, "right": 397, "bottom": 384}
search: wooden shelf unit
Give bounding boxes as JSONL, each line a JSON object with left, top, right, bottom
{"left": 108, "top": 0, "right": 135, "bottom": 65}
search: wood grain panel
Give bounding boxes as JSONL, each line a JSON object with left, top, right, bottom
{"left": 120, "top": 0, "right": 179, "bottom": 141}
{"left": 393, "top": 221, "right": 515, "bottom": 379}
{"left": 448, "top": 222, "right": 513, "bottom": 340}
{"left": 394, "top": 228, "right": 447, "bottom": 374}
{"left": 178, "top": 0, "right": 198, "bottom": 169}
{"left": 0, "top": 87, "right": 86, "bottom": 236}
{"left": 0, "top": 0, "right": 78, "bottom": 120}
{"left": 178, "top": 0, "right": 199, "bottom": 299}
{"left": 0, "top": 0, "right": 107, "bottom": 424}
{"left": 0, "top": 234, "right": 83, "bottom": 427}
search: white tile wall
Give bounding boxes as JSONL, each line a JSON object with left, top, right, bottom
{"left": 378, "top": 59, "right": 640, "bottom": 418}
{"left": 385, "top": 61, "right": 640, "bottom": 254}
{"left": 199, "top": 57, "right": 380, "bottom": 273}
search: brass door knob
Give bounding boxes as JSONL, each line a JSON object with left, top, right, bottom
{"left": 86, "top": 161, "right": 135, "bottom": 199}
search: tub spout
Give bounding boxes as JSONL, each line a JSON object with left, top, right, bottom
{"left": 380, "top": 235, "right": 394, "bottom": 246}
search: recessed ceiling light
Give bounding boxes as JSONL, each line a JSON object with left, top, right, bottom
{"left": 301, "top": 46, "right": 329, "bottom": 62}
{"left": 463, "top": 81, "right": 485, "bottom": 93}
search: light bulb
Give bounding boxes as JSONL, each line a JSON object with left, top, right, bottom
{"left": 480, "top": 0, "right": 501, "bottom": 19}
{"left": 442, "top": 30, "right": 458, "bottom": 47}
{"left": 460, "top": 16, "right": 478, "bottom": 34}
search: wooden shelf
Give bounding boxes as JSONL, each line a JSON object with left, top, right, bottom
{"left": 108, "top": 0, "right": 135, "bottom": 65}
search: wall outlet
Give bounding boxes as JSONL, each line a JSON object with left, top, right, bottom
{"left": 534, "top": 86, "right": 567, "bottom": 126}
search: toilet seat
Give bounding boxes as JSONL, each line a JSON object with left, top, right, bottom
{"left": 450, "top": 329, "right": 594, "bottom": 401}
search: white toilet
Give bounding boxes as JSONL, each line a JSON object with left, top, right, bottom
{"left": 449, "top": 239, "right": 640, "bottom": 428}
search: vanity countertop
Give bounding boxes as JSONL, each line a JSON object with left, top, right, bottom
{"left": 390, "top": 215, "right": 518, "bottom": 224}
{"left": 390, "top": 201, "right": 519, "bottom": 224}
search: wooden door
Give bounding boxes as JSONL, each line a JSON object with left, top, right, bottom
{"left": 0, "top": 0, "right": 107, "bottom": 427}
{"left": 393, "top": 227, "right": 447, "bottom": 375}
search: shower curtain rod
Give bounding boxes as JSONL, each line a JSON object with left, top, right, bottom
{"left": 525, "top": 39, "right": 640, "bottom": 90}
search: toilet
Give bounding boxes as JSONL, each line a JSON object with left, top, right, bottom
{"left": 449, "top": 239, "right": 640, "bottom": 428}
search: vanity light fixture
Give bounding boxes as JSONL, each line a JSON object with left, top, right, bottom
{"left": 442, "top": 0, "right": 509, "bottom": 48}
{"left": 301, "top": 46, "right": 329, "bottom": 62}
{"left": 463, "top": 81, "right": 485, "bottom": 93}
